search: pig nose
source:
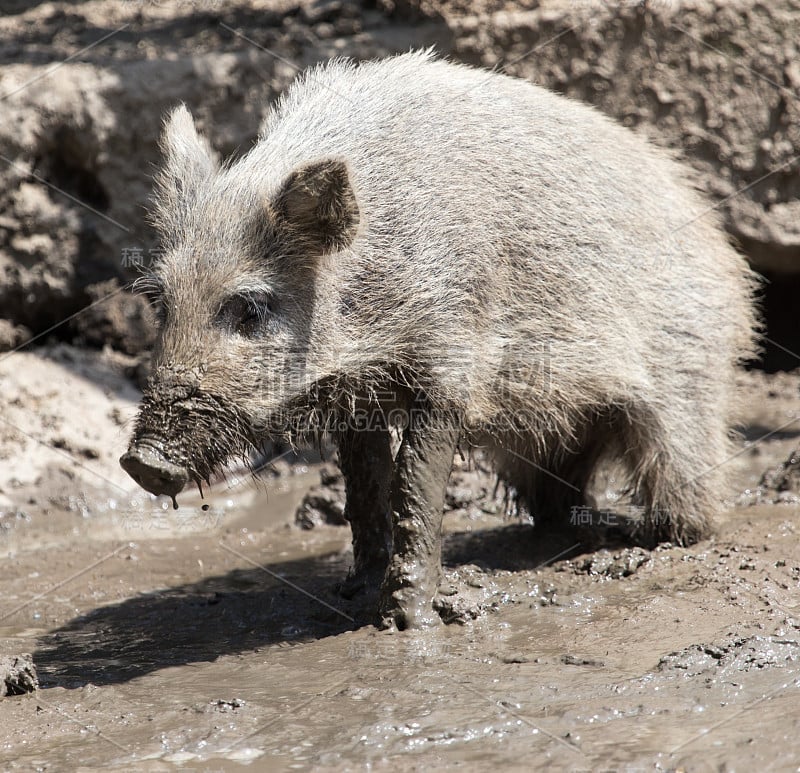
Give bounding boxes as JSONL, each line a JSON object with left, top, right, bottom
{"left": 120, "top": 444, "right": 189, "bottom": 499}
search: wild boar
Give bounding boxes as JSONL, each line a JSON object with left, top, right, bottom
{"left": 121, "top": 51, "right": 759, "bottom": 629}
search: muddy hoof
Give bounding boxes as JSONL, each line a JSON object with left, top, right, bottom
{"left": 378, "top": 590, "right": 442, "bottom": 631}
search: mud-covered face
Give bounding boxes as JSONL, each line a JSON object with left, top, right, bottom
{"left": 124, "top": 277, "right": 284, "bottom": 495}
{"left": 120, "top": 105, "right": 359, "bottom": 502}
{"left": 122, "top": 226, "right": 328, "bottom": 500}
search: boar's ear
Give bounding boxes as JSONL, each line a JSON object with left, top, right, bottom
{"left": 273, "top": 159, "right": 359, "bottom": 255}
{"left": 154, "top": 105, "right": 219, "bottom": 215}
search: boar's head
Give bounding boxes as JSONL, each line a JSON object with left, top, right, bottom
{"left": 120, "top": 106, "right": 360, "bottom": 502}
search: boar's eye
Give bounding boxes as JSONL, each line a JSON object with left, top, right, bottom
{"left": 134, "top": 275, "right": 166, "bottom": 325}
{"left": 217, "top": 291, "right": 274, "bottom": 337}
{"left": 147, "top": 293, "right": 167, "bottom": 325}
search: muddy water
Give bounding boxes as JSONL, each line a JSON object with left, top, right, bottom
{"left": 3, "top": 380, "right": 800, "bottom": 770}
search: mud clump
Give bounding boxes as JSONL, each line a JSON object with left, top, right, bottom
{"left": 560, "top": 547, "right": 652, "bottom": 579}
{"left": 658, "top": 636, "right": 800, "bottom": 678}
{"left": 561, "top": 653, "right": 605, "bottom": 667}
{"left": 741, "top": 448, "right": 800, "bottom": 506}
{"left": 434, "top": 565, "right": 513, "bottom": 624}
{"left": 0, "top": 654, "right": 38, "bottom": 697}
{"left": 295, "top": 465, "right": 347, "bottom": 529}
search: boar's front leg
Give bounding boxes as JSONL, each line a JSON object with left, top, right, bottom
{"left": 337, "top": 425, "right": 394, "bottom": 605}
{"left": 380, "top": 399, "right": 461, "bottom": 630}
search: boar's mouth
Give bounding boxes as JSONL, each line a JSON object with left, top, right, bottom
{"left": 121, "top": 387, "right": 257, "bottom": 504}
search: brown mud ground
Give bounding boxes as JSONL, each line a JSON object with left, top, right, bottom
{"left": 1, "top": 356, "right": 800, "bottom": 770}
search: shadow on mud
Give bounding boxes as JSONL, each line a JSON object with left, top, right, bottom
{"left": 35, "top": 551, "right": 354, "bottom": 690}
{"left": 33, "top": 523, "right": 608, "bottom": 689}
{"left": 444, "top": 522, "right": 603, "bottom": 571}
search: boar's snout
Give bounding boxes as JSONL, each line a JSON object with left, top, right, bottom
{"left": 120, "top": 444, "right": 189, "bottom": 500}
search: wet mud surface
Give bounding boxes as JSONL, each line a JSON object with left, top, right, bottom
{"left": 1, "top": 363, "right": 800, "bottom": 770}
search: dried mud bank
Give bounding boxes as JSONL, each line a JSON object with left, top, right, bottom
{"left": 0, "top": 344, "right": 141, "bottom": 509}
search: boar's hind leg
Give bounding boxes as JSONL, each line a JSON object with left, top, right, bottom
{"left": 622, "top": 400, "right": 721, "bottom": 547}
{"left": 380, "top": 399, "right": 462, "bottom": 630}
{"left": 337, "top": 425, "right": 394, "bottom": 601}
